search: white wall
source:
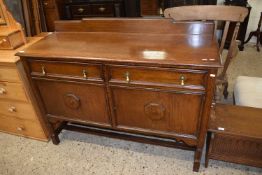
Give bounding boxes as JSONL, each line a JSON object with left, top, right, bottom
{"left": 216, "top": 0, "right": 262, "bottom": 43}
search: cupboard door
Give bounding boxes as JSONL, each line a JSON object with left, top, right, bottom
{"left": 35, "top": 79, "right": 110, "bottom": 126}
{"left": 112, "top": 87, "right": 204, "bottom": 136}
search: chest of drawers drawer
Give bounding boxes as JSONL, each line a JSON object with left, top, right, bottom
{"left": 109, "top": 66, "right": 207, "bottom": 88}
{"left": 0, "top": 100, "right": 36, "bottom": 121}
{"left": 0, "top": 82, "right": 28, "bottom": 102}
{"left": 0, "top": 115, "right": 46, "bottom": 139}
{"left": 0, "top": 36, "right": 11, "bottom": 49}
{"left": 0, "top": 66, "right": 20, "bottom": 82}
{"left": 0, "top": 31, "right": 25, "bottom": 50}
{"left": 28, "top": 60, "right": 103, "bottom": 81}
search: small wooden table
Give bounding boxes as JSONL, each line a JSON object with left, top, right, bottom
{"left": 206, "top": 104, "right": 262, "bottom": 168}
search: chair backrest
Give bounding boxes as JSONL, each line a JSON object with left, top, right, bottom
{"left": 164, "top": 5, "right": 248, "bottom": 79}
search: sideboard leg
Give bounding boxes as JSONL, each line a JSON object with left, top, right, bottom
{"left": 193, "top": 149, "right": 201, "bottom": 172}
{"left": 51, "top": 134, "right": 60, "bottom": 145}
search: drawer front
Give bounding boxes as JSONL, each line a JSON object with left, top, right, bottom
{"left": 109, "top": 66, "right": 207, "bottom": 88}
{"left": 71, "top": 5, "right": 92, "bottom": 18}
{"left": 0, "top": 115, "right": 46, "bottom": 139}
{"left": 0, "top": 66, "right": 21, "bottom": 82}
{"left": 91, "top": 4, "right": 114, "bottom": 16}
{"left": 112, "top": 87, "right": 204, "bottom": 137}
{"left": 0, "top": 36, "right": 11, "bottom": 49}
{"left": 0, "top": 101, "right": 37, "bottom": 121}
{"left": 29, "top": 60, "right": 103, "bottom": 81}
{"left": 35, "top": 79, "right": 110, "bottom": 126}
{"left": 0, "top": 82, "right": 28, "bottom": 102}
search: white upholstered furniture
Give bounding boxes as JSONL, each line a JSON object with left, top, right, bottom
{"left": 234, "top": 76, "right": 262, "bottom": 108}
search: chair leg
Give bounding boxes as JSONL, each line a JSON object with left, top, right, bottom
{"left": 244, "top": 31, "right": 256, "bottom": 44}
{"left": 223, "top": 81, "right": 229, "bottom": 99}
{"left": 257, "top": 32, "right": 261, "bottom": 52}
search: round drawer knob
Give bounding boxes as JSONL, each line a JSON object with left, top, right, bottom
{"left": 8, "top": 106, "right": 16, "bottom": 113}
{"left": 44, "top": 2, "right": 48, "bottom": 6}
{"left": 17, "top": 127, "right": 25, "bottom": 131}
{"left": 0, "top": 87, "right": 6, "bottom": 94}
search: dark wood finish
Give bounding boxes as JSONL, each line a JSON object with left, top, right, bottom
{"left": 140, "top": 0, "right": 160, "bottom": 16}
{"left": 244, "top": 12, "right": 262, "bottom": 52}
{"left": 42, "top": 0, "right": 60, "bottom": 31}
{"left": 206, "top": 104, "right": 262, "bottom": 168}
{"left": 163, "top": 0, "right": 217, "bottom": 9}
{"left": 61, "top": 0, "right": 124, "bottom": 20}
{"left": 225, "top": 1, "right": 251, "bottom": 51}
{"left": 17, "top": 19, "right": 221, "bottom": 172}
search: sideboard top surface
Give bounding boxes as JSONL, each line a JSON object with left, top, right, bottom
{"left": 17, "top": 21, "right": 221, "bottom": 68}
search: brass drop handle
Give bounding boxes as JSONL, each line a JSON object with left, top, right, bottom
{"left": 78, "top": 8, "right": 85, "bottom": 13}
{"left": 41, "top": 66, "right": 46, "bottom": 75}
{"left": 8, "top": 106, "right": 16, "bottom": 113}
{"left": 180, "top": 75, "right": 186, "bottom": 86}
{"left": 99, "top": 7, "right": 106, "bottom": 12}
{"left": 125, "top": 72, "right": 130, "bottom": 83}
{"left": 17, "top": 127, "right": 25, "bottom": 131}
{"left": 83, "top": 69, "right": 87, "bottom": 79}
{"left": 0, "top": 87, "right": 6, "bottom": 94}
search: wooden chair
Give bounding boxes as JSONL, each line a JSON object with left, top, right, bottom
{"left": 164, "top": 5, "right": 248, "bottom": 100}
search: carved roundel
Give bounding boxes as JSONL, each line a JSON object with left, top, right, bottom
{"left": 63, "top": 93, "right": 81, "bottom": 110}
{"left": 144, "top": 102, "right": 166, "bottom": 121}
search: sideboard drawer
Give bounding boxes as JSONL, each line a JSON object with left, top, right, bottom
{"left": 0, "top": 101, "right": 37, "bottom": 121}
{"left": 29, "top": 61, "right": 103, "bottom": 81}
{"left": 0, "top": 115, "right": 45, "bottom": 139}
{"left": 35, "top": 79, "right": 110, "bottom": 126}
{"left": 109, "top": 66, "right": 207, "bottom": 88}
{"left": 0, "top": 82, "right": 28, "bottom": 102}
{"left": 0, "top": 66, "right": 20, "bottom": 82}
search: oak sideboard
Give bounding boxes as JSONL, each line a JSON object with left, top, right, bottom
{"left": 17, "top": 18, "right": 221, "bottom": 171}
